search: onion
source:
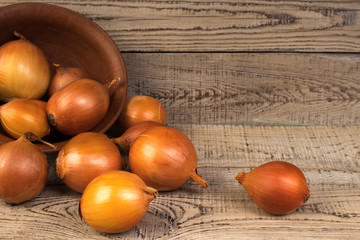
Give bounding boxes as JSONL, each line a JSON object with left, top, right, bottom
{"left": 0, "top": 132, "right": 55, "bottom": 204}
{"left": 79, "top": 170, "right": 158, "bottom": 233}
{"left": 30, "top": 99, "right": 47, "bottom": 110}
{"left": 48, "top": 63, "right": 89, "bottom": 97}
{"left": 129, "top": 125, "right": 208, "bottom": 191}
{"left": 0, "top": 99, "right": 50, "bottom": 139}
{"left": 56, "top": 132, "right": 126, "bottom": 193}
{"left": 116, "top": 95, "right": 167, "bottom": 131}
{"left": 46, "top": 78, "right": 118, "bottom": 136}
{"left": 235, "top": 161, "right": 310, "bottom": 215}
{"left": 112, "top": 121, "right": 161, "bottom": 152}
{"left": 0, "top": 32, "right": 50, "bottom": 102}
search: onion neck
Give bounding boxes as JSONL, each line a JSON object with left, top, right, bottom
{"left": 144, "top": 186, "right": 158, "bottom": 202}
{"left": 235, "top": 172, "right": 246, "bottom": 185}
{"left": 112, "top": 137, "right": 129, "bottom": 152}
{"left": 53, "top": 63, "right": 61, "bottom": 69}
{"left": 104, "top": 77, "right": 121, "bottom": 96}
{"left": 190, "top": 169, "right": 208, "bottom": 189}
{"left": 23, "top": 132, "right": 57, "bottom": 149}
{"left": 13, "top": 31, "right": 28, "bottom": 41}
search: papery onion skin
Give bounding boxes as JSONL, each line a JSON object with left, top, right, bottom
{"left": 48, "top": 64, "right": 89, "bottom": 97}
{"left": 0, "top": 99, "right": 50, "bottom": 139}
{"left": 79, "top": 171, "right": 158, "bottom": 233}
{"left": 56, "top": 132, "right": 125, "bottom": 193}
{"left": 0, "top": 33, "right": 50, "bottom": 102}
{"left": 117, "top": 95, "right": 167, "bottom": 131}
{"left": 112, "top": 121, "right": 161, "bottom": 152}
{"left": 0, "top": 133, "right": 48, "bottom": 204}
{"left": 236, "top": 161, "right": 310, "bottom": 215}
{"left": 129, "top": 126, "right": 208, "bottom": 191}
{"left": 46, "top": 79, "right": 110, "bottom": 136}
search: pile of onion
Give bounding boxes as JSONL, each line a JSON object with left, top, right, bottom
{"left": 0, "top": 30, "right": 213, "bottom": 235}
{"left": 236, "top": 161, "right": 310, "bottom": 215}
{"left": 129, "top": 125, "right": 208, "bottom": 191}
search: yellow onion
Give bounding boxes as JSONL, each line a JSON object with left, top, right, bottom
{"left": 235, "top": 161, "right": 310, "bottom": 215}
{"left": 129, "top": 125, "right": 208, "bottom": 191}
{"left": 0, "top": 32, "right": 50, "bottom": 102}
{"left": 112, "top": 121, "right": 161, "bottom": 153}
{"left": 117, "top": 95, "right": 167, "bottom": 131}
{"left": 0, "top": 99, "right": 50, "bottom": 139}
{"left": 46, "top": 78, "right": 117, "bottom": 136}
{"left": 48, "top": 63, "right": 89, "bottom": 97}
{"left": 0, "top": 132, "right": 54, "bottom": 204}
{"left": 56, "top": 132, "right": 126, "bottom": 193}
{"left": 30, "top": 99, "right": 47, "bottom": 110}
{"left": 79, "top": 170, "right": 158, "bottom": 233}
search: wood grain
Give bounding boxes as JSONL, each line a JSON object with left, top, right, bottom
{"left": 1, "top": 0, "right": 359, "bottom": 52}
{"left": 0, "top": 1, "right": 359, "bottom": 239}
{"left": 121, "top": 53, "right": 360, "bottom": 126}
{"left": 1, "top": 125, "right": 359, "bottom": 239}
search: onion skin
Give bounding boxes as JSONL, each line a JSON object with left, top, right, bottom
{"left": 56, "top": 132, "right": 125, "bottom": 193}
{"left": 48, "top": 64, "right": 89, "bottom": 97}
{"left": 46, "top": 79, "right": 110, "bottom": 136}
{"left": 117, "top": 95, "right": 167, "bottom": 131}
{"left": 0, "top": 133, "right": 48, "bottom": 204}
{"left": 30, "top": 99, "right": 47, "bottom": 110}
{"left": 236, "top": 161, "right": 310, "bottom": 215}
{"left": 0, "top": 32, "right": 50, "bottom": 102}
{"left": 79, "top": 171, "right": 158, "bottom": 233}
{"left": 112, "top": 121, "right": 161, "bottom": 152}
{"left": 0, "top": 99, "right": 50, "bottom": 139}
{"left": 129, "top": 126, "right": 208, "bottom": 191}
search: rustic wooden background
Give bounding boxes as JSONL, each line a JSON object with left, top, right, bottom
{"left": 0, "top": 0, "right": 359, "bottom": 239}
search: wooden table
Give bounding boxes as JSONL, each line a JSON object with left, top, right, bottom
{"left": 0, "top": 1, "right": 359, "bottom": 239}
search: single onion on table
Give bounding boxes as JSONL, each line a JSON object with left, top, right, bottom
{"left": 0, "top": 132, "right": 55, "bottom": 204}
{"left": 235, "top": 161, "right": 310, "bottom": 215}
{"left": 129, "top": 125, "right": 208, "bottom": 191}
{"left": 0, "top": 32, "right": 50, "bottom": 102}
{"left": 56, "top": 132, "right": 126, "bottom": 193}
{"left": 79, "top": 171, "right": 158, "bottom": 233}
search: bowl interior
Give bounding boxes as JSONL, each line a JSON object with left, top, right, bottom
{"left": 0, "top": 3, "right": 128, "bottom": 153}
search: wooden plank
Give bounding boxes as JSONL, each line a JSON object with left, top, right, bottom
{"left": 1, "top": 125, "right": 359, "bottom": 239}
{"left": 121, "top": 52, "right": 360, "bottom": 126}
{"left": 1, "top": 0, "right": 359, "bottom": 52}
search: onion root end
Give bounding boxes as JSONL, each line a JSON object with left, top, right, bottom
{"left": 47, "top": 113, "right": 57, "bottom": 127}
